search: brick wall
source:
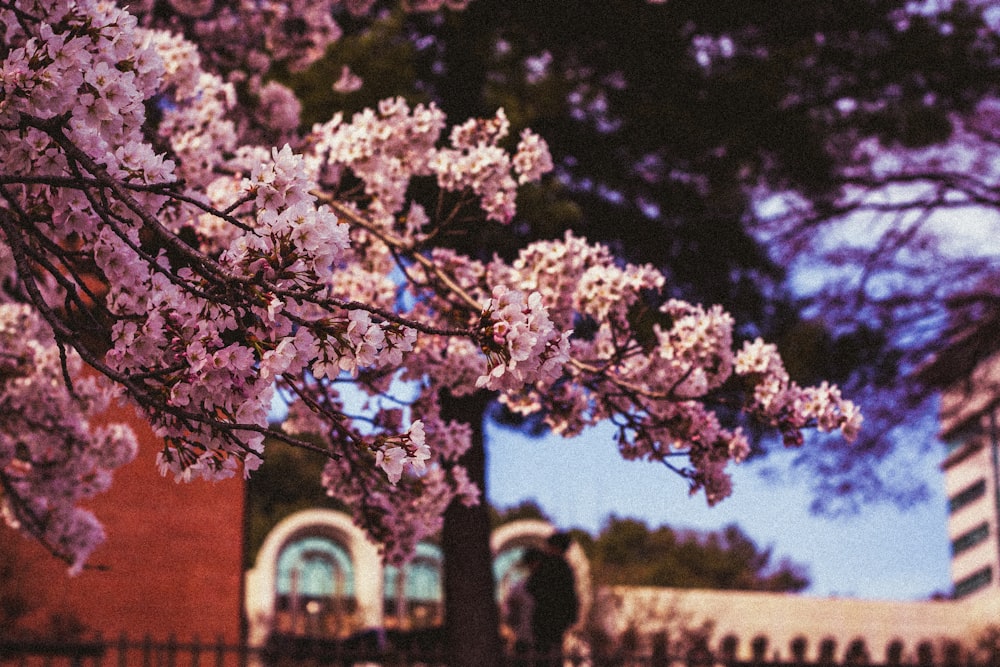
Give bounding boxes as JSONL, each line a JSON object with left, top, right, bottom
{"left": 6, "top": 404, "right": 245, "bottom": 642}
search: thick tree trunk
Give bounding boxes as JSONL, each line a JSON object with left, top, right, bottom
{"left": 440, "top": 389, "right": 502, "bottom": 667}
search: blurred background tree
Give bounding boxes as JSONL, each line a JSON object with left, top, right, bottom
{"left": 577, "top": 517, "right": 809, "bottom": 592}
{"left": 492, "top": 501, "right": 810, "bottom": 592}
{"left": 244, "top": 437, "right": 351, "bottom": 569}
{"left": 345, "top": 0, "right": 1000, "bottom": 508}
{"left": 273, "top": 1, "right": 1000, "bottom": 661}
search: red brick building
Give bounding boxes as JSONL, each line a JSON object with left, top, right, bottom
{"left": 5, "top": 404, "right": 245, "bottom": 642}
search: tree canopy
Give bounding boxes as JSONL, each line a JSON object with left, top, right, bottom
{"left": 402, "top": 0, "right": 1000, "bottom": 510}
{"left": 266, "top": 1, "right": 1000, "bottom": 514}
{"left": 577, "top": 516, "right": 809, "bottom": 593}
{"left": 493, "top": 501, "right": 810, "bottom": 592}
{"left": 6, "top": 0, "right": 1000, "bottom": 663}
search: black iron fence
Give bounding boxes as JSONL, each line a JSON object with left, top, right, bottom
{"left": 2, "top": 635, "right": 999, "bottom": 667}
{"left": 0, "top": 636, "right": 249, "bottom": 667}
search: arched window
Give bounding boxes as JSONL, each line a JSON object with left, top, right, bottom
{"left": 493, "top": 545, "right": 530, "bottom": 603}
{"left": 275, "top": 534, "right": 356, "bottom": 637}
{"left": 383, "top": 542, "right": 443, "bottom": 629}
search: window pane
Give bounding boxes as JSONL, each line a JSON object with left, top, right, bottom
{"left": 955, "top": 566, "right": 992, "bottom": 598}
{"left": 277, "top": 535, "right": 354, "bottom": 596}
{"left": 949, "top": 479, "right": 987, "bottom": 514}
{"left": 952, "top": 523, "right": 990, "bottom": 556}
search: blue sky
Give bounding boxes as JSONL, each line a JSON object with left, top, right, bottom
{"left": 486, "top": 419, "right": 952, "bottom": 601}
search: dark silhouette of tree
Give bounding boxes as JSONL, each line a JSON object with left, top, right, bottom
{"left": 579, "top": 516, "right": 809, "bottom": 592}
{"left": 275, "top": 2, "right": 1000, "bottom": 663}
{"left": 490, "top": 499, "right": 551, "bottom": 528}
{"left": 244, "top": 436, "right": 351, "bottom": 568}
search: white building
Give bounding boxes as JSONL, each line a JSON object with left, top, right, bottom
{"left": 919, "top": 313, "right": 1000, "bottom": 600}
{"left": 244, "top": 506, "right": 1000, "bottom": 663}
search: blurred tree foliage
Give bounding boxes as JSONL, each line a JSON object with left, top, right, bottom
{"left": 489, "top": 500, "right": 808, "bottom": 591}
{"left": 244, "top": 436, "right": 350, "bottom": 569}
{"left": 274, "top": 3, "right": 1000, "bottom": 660}
{"left": 575, "top": 516, "right": 809, "bottom": 592}
{"left": 490, "top": 499, "right": 552, "bottom": 528}
{"left": 405, "top": 0, "right": 1000, "bottom": 328}
{"left": 279, "top": 11, "right": 428, "bottom": 126}
{"left": 289, "top": 0, "right": 1000, "bottom": 511}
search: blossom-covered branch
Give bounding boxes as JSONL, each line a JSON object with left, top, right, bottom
{"left": 0, "top": 0, "right": 860, "bottom": 569}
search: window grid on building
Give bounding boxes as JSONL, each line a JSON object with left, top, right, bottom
{"left": 949, "top": 478, "right": 987, "bottom": 514}
{"left": 944, "top": 423, "right": 979, "bottom": 455}
{"left": 954, "top": 565, "right": 993, "bottom": 598}
{"left": 951, "top": 522, "right": 990, "bottom": 556}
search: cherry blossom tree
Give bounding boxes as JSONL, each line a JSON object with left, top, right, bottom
{"left": 0, "top": 0, "right": 860, "bottom": 663}
{"left": 405, "top": 0, "right": 1000, "bottom": 513}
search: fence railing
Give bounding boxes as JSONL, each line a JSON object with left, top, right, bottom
{"left": 0, "top": 636, "right": 251, "bottom": 667}
{"left": 2, "top": 635, "right": 1000, "bottom": 667}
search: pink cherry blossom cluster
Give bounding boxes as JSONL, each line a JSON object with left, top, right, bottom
{"left": 0, "top": 0, "right": 861, "bottom": 570}
{"left": 431, "top": 109, "right": 542, "bottom": 223}
{"left": 484, "top": 235, "right": 861, "bottom": 502}
{"left": 374, "top": 420, "right": 431, "bottom": 484}
{"left": 124, "top": 0, "right": 471, "bottom": 142}
{"left": 476, "top": 286, "right": 570, "bottom": 391}
{"left": 130, "top": 0, "right": 343, "bottom": 75}
{"left": 735, "top": 338, "right": 863, "bottom": 445}
{"left": 228, "top": 144, "right": 350, "bottom": 284}
{"left": 310, "top": 98, "right": 449, "bottom": 216}
{"left": 310, "top": 102, "right": 551, "bottom": 224}
{"left": 0, "top": 303, "right": 137, "bottom": 574}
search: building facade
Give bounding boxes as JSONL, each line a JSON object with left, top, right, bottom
{"left": 4, "top": 403, "right": 245, "bottom": 642}
{"left": 243, "top": 513, "right": 591, "bottom": 650}
{"left": 921, "top": 321, "right": 1000, "bottom": 600}
{"left": 239, "top": 507, "right": 1000, "bottom": 663}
